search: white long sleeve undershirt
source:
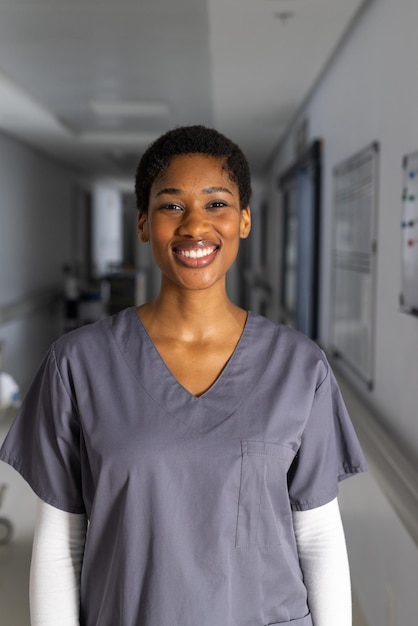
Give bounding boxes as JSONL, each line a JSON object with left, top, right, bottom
{"left": 29, "top": 500, "right": 87, "bottom": 626}
{"left": 292, "top": 498, "right": 352, "bottom": 626}
{"left": 29, "top": 497, "right": 351, "bottom": 625}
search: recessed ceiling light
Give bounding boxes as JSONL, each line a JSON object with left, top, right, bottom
{"left": 78, "top": 131, "right": 159, "bottom": 146}
{"left": 90, "top": 100, "right": 170, "bottom": 118}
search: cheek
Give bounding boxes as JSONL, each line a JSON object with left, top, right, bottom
{"left": 148, "top": 218, "right": 171, "bottom": 243}
{"left": 217, "top": 214, "right": 241, "bottom": 235}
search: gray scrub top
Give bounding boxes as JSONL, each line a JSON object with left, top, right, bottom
{"left": 0, "top": 309, "right": 367, "bottom": 626}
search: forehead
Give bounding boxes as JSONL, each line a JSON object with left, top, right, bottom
{"left": 152, "top": 153, "right": 235, "bottom": 189}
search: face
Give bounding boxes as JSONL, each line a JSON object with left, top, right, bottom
{"left": 138, "top": 154, "right": 251, "bottom": 292}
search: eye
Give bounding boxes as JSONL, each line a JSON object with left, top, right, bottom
{"left": 207, "top": 200, "right": 227, "bottom": 209}
{"left": 160, "top": 203, "right": 183, "bottom": 212}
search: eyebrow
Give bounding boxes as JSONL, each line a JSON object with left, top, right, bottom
{"left": 155, "top": 186, "right": 233, "bottom": 197}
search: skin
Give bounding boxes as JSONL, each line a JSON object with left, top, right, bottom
{"left": 137, "top": 153, "right": 251, "bottom": 396}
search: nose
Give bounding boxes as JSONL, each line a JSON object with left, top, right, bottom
{"left": 176, "top": 207, "right": 210, "bottom": 238}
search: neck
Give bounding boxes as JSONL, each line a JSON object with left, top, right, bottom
{"left": 138, "top": 281, "right": 246, "bottom": 342}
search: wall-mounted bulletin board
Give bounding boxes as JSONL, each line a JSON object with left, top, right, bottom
{"left": 330, "top": 143, "right": 379, "bottom": 389}
{"left": 400, "top": 151, "right": 418, "bottom": 315}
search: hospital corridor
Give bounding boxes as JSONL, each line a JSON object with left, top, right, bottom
{"left": 1, "top": 0, "right": 418, "bottom": 624}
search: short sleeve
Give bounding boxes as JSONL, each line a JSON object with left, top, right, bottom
{"left": 0, "top": 347, "right": 85, "bottom": 513}
{"left": 288, "top": 361, "right": 367, "bottom": 511}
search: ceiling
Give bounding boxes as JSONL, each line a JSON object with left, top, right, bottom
{"left": 0, "top": 0, "right": 366, "bottom": 185}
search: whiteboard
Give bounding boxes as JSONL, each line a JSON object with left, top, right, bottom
{"left": 330, "top": 143, "right": 379, "bottom": 388}
{"left": 401, "top": 151, "right": 418, "bottom": 314}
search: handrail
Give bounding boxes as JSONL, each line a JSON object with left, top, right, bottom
{"left": 0, "top": 289, "right": 59, "bottom": 325}
{"left": 333, "top": 363, "right": 418, "bottom": 549}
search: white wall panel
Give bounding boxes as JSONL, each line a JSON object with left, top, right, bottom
{"left": 0, "top": 133, "right": 76, "bottom": 388}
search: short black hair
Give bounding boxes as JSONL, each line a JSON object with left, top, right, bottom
{"left": 134, "top": 125, "right": 251, "bottom": 213}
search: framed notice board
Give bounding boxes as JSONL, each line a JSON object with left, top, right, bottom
{"left": 330, "top": 143, "right": 379, "bottom": 388}
{"left": 400, "top": 151, "right": 418, "bottom": 315}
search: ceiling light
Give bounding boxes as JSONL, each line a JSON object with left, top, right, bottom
{"left": 90, "top": 100, "right": 170, "bottom": 118}
{"left": 78, "top": 131, "right": 159, "bottom": 146}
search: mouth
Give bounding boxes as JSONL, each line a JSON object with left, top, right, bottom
{"left": 173, "top": 242, "right": 219, "bottom": 267}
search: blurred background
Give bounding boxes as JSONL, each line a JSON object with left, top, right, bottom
{"left": 0, "top": 1, "right": 418, "bottom": 624}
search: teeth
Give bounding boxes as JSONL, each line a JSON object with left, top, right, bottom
{"left": 178, "top": 247, "right": 215, "bottom": 259}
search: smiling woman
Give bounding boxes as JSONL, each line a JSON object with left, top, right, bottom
{"left": 137, "top": 152, "right": 251, "bottom": 294}
{"left": 0, "top": 125, "right": 366, "bottom": 626}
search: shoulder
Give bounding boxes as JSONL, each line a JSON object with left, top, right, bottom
{"left": 52, "top": 307, "right": 136, "bottom": 364}
{"left": 249, "top": 312, "right": 325, "bottom": 358}
{"left": 249, "top": 312, "right": 329, "bottom": 386}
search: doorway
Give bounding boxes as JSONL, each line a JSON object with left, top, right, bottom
{"left": 279, "top": 140, "right": 322, "bottom": 339}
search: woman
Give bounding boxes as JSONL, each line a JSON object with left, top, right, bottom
{"left": 0, "top": 125, "right": 366, "bottom": 625}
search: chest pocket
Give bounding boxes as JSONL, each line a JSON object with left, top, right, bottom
{"left": 235, "top": 440, "right": 295, "bottom": 549}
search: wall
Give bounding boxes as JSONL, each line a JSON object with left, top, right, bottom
{"left": 264, "top": 0, "right": 418, "bottom": 623}
{"left": 0, "top": 133, "right": 77, "bottom": 390}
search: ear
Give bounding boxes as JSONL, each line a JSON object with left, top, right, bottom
{"left": 137, "top": 212, "right": 149, "bottom": 242}
{"left": 239, "top": 206, "right": 251, "bottom": 239}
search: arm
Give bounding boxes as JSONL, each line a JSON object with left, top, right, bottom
{"left": 30, "top": 498, "right": 87, "bottom": 626}
{"left": 292, "top": 498, "right": 352, "bottom": 626}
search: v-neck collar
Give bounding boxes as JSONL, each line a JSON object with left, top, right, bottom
{"left": 110, "top": 308, "right": 280, "bottom": 433}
